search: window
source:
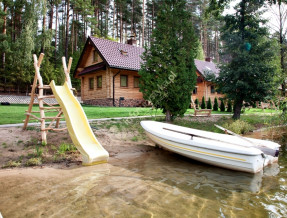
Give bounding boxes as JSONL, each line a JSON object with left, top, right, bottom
{"left": 89, "top": 77, "right": 94, "bottom": 90}
{"left": 93, "top": 50, "right": 98, "bottom": 62}
{"left": 134, "top": 76, "right": 140, "bottom": 88}
{"left": 193, "top": 88, "right": 197, "bottom": 94}
{"left": 211, "top": 85, "right": 215, "bottom": 94}
{"left": 120, "top": 75, "right": 128, "bottom": 87}
{"left": 97, "top": 76, "right": 102, "bottom": 88}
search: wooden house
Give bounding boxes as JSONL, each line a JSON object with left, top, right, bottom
{"left": 193, "top": 59, "right": 224, "bottom": 102}
{"left": 74, "top": 36, "right": 223, "bottom": 107}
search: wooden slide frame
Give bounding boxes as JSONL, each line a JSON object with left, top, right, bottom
{"left": 23, "top": 53, "right": 73, "bottom": 144}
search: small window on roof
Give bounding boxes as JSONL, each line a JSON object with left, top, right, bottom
{"left": 120, "top": 49, "right": 128, "bottom": 56}
{"left": 93, "top": 50, "right": 99, "bottom": 62}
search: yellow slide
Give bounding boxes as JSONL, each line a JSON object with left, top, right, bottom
{"left": 49, "top": 81, "right": 109, "bottom": 165}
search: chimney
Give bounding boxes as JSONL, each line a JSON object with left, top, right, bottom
{"left": 205, "top": 57, "right": 212, "bottom": 62}
{"left": 127, "top": 33, "right": 137, "bottom": 46}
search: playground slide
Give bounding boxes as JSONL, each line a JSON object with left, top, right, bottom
{"left": 49, "top": 81, "right": 109, "bottom": 165}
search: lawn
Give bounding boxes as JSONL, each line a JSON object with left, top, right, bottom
{"left": 0, "top": 104, "right": 281, "bottom": 125}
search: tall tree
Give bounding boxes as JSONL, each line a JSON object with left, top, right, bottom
{"left": 214, "top": 0, "right": 280, "bottom": 119}
{"left": 139, "top": 0, "right": 198, "bottom": 121}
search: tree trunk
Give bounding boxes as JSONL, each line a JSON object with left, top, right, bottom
{"left": 65, "top": 0, "right": 70, "bottom": 59}
{"left": 2, "top": 4, "right": 7, "bottom": 92}
{"left": 41, "top": 0, "right": 47, "bottom": 54}
{"left": 112, "top": 1, "right": 116, "bottom": 38}
{"left": 54, "top": 4, "right": 58, "bottom": 65}
{"left": 71, "top": 8, "right": 74, "bottom": 55}
{"left": 48, "top": 2, "right": 54, "bottom": 30}
{"left": 142, "top": 0, "right": 145, "bottom": 47}
{"left": 232, "top": 99, "right": 243, "bottom": 120}
{"left": 165, "top": 110, "right": 172, "bottom": 122}
{"left": 279, "top": 2, "right": 286, "bottom": 96}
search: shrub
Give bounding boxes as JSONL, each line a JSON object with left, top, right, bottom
{"left": 223, "top": 120, "right": 253, "bottom": 134}
{"left": 207, "top": 98, "right": 212, "bottom": 109}
{"left": 26, "top": 158, "right": 42, "bottom": 166}
{"left": 194, "top": 99, "right": 199, "bottom": 109}
{"left": 220, "top": 100, "right": 225, "bottom": 112}
{"left": 2, "top": 160, "right": 21, "bottom": 168}
{"left": 57, "top": 143, "right": 77, "bottom": 155}
{"left": 213, "top": 97, "right": 218, "bottom": 111}
{"left": 201, "top": 96, "right": 206, "bottom": 109}
{"left": 227, "top": 100, "right": 232, "bottom": 112}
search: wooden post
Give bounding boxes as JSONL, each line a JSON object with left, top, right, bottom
{"left": 62, "top": 56, "right": 73, "bottom": 89}
{"left": 23, "top": 53, "right": 45, "bottom": 130}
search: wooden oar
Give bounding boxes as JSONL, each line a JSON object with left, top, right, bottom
{"left": 214, "top": 124, "right": 279, "bottom": 157}
{"left": 163, "top": 127, "right": 260, "bottom": 148}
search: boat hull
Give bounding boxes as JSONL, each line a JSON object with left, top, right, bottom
{"left": 141, "top": 121, "right": 280, "bottom": 173}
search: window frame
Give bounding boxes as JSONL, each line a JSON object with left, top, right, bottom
{"left": 97, "top": 75, "right": 102, "bottom": 88}
{"left": 120, "top": 75, "right": 128, "bottom": 87}
{"left": 89, "top": 77, "right": 94, "bottom": 90}
{"left": 193, "top": 88, "right": 197, "bottom": 94}
{"left": 211, "top": 85, "right": 215, "bottom": 94}
{"left": 134, "top": 76, "right": 140, "bottom": 88}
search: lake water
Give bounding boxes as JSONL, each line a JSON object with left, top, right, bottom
{"left": 0, "top": 127, "right": 286, "bottom": 217}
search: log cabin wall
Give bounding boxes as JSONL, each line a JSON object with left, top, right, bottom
{"left": 81, "top": 69, "right": 107, "bottom": 101}
{"left": 112, "top": 69, "right": 143, "bottom": 100}
{"left": 192, "top": 71, "right": 224, "bottom": 104}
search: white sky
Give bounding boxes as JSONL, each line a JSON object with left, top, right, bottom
{"left": 225, "top": 0, "right": 287, "bottom": 34}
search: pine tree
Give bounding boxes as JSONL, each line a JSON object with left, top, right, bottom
{"left": 227, "top": 99, "right": 232, "bottom": 112}
{"left": 214, "top": 0, "right": 280, "bottom": 119}
{"left": 207, "top": 97, "right": 212, "bottom": 109}
{"left": 213, "top": 97, "right": 218, "bottom": 111}
{"left": 220, "top": 100, "right": 225, "bottom": 112}
{"left": 139, "top": 0, "right": 198, "bottom": 121}
{"left": 201, "top": 96, "right": 206, "bottom": 109}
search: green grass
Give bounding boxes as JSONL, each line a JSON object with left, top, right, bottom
{"left": 0, "top": 104, "right": 281, "bottom": 125}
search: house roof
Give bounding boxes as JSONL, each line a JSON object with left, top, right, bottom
{"left": 89, "top": 36, "right": 145, "bottom": 71}
{"left": 194, "top": 59, "right": 219, "bottom": 78}
{"left": 78, "top": 62, "right": 106, "bottom": 76}
{"left": 75, "top": 36, "right": 220, "bottom": 77}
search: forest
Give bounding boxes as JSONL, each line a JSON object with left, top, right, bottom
{"left": 0, "top": 0, "right": 286, "bottom": 95}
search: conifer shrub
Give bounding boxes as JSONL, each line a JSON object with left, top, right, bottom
{"left": 227, "top": 100, "right": 232, "bottom": 112}
{"left": 213, "top": 97, "right": 218, "bottom": 111}
{"left": 207, "top": 97, "right": 212, "bottom": 109}
{"left": 194, "top": 99, "right": 199, "bottom": 109}
{"left": 201, "top": 96, "right": 206, "bottom": 109}
{"left": 220, "top": 100, "right": 225, "bottom": 112}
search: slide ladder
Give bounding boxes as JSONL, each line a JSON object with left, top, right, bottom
{"left": 23, "top": 53, "right": 109, "bottom": 165}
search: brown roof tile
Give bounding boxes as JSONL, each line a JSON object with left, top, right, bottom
{"left": 87, "top": 37, "right": 219, "bottom": 77}
{"left": 90, "top": 36, "right": 144, "bottom": 71}
{"left": 194, "top": 59, "right": 219, "bottom": 78}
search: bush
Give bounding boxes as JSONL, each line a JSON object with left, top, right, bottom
{"left": 213, "top": 97, "right": 218, "bottom": 111}
{"left": 194, "top": 99, "right": 199, "bottom": 109}
{"left": 227, "top": 100, "right": 232, "bottom": 112}
{"left": 223, "top": 120, "right": 253, "bottom": 134}
{"left": 26, "top": 158, "right": 42, "bottom": 166}
{"left": 201, "top": 96, "right": 206, "bottom": 109}
{"left": 207, "top": 97, "right": 212, "bottom": 109}
{"left": 220, "top": 100, "right": 225, "bottom": 112}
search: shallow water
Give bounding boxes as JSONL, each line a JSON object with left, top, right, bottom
{"left": 0, "top": 128, "right": 287, "bottom": 217}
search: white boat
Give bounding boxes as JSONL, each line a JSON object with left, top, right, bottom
{"left": 140, "top": 121, "right": 280, "bottom": 173}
